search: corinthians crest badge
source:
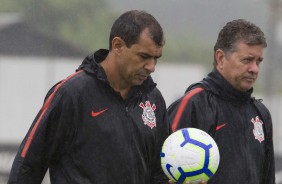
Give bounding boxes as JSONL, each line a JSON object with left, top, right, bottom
{"left": 139, "top": 101, "right": 156, "bottom": 129}
{"left": 251, "top": 116, "right": 265, "bottom": 143}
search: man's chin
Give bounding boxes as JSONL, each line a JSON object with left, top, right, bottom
{"left": 241, "top": 85, "right": 253, "bottom": 92}
{"left": 133, "top": 80, "right": 145, "bottom": 86}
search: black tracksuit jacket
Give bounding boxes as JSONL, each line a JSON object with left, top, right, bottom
{"left": 8, "top": 49, "right": 171, "bottom": 184}
{"left": 168, "top": 69, "right": 275, "bottom": 184}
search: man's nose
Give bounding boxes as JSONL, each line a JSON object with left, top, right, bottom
{"left": 144, "top": 59, "right": 157, "bottom": 73}
{"left": 248, "top": 60, "right": 260, "bottom": 74}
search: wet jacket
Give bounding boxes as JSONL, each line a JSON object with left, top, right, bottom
{"left": 8, "top": 49, "right": 171, "bottom": 184}
{"left": 168, "top": 69, "right": 275, "bottom": 184}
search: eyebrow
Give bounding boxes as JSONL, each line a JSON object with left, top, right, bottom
{"left": 258, "top": 57, "right": 263, "bottom": 61}
{"left": 242, "top": 55, "right": 263, "bottom": 61}
{"left": 139, "top": 52, "right": 162, "bottom": 59}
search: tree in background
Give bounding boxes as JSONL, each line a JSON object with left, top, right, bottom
{"left": 1, "top": 0, "right": 116, "bottom": 53}
{"left": 0, "top": 0, "right": 213, "bottom": 65}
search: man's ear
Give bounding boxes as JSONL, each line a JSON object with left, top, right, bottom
{"left": 111, "top": 37, "right": 125, "bottom": 55}
{"left": 215, "top": 49, "right": 225, "bottom": 70}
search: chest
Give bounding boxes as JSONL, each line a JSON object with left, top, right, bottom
{"left": 72, "top": 89, "right": 163, "bottom": 148}
{"left": 210, "top": 101, "right": 266, "bottom": 158}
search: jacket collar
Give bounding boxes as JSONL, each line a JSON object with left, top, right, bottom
{"left": 201, "top": 68, "right": 253, "bottom": 102}
{"left": 77, "top": 49, "right": 157, "bottom": 97}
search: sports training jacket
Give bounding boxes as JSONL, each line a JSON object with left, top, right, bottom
{"left": 168, "top": 68, "right": 275, "bottom": 184}
{"left": 8, "top": 49, "right": 171, "bottom": 184}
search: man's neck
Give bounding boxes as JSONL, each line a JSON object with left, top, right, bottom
{"left": 100, "top": 55, "right": 130, "bottom": 99}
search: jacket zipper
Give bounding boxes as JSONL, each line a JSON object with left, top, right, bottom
{"left": 125, "top": 106, "right": 129, "bottom": 116}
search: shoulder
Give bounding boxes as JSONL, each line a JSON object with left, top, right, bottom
{"left": 168, "top": 87, "right": 206, "bottom": 110}
{"left": 183, "top": 87, "right": 205, "bottom": 101}
{"left": 45, "top": 70, "right": 95, "bottom": 101}
{"left": 61, "top": 70, "right": 93, "bottom": 88}
{"left": 56, "top": 70, "right": 100, "bottom": 94}
{"left": 253, "top": 99, "right": 273, "bottom": 132}
{"left": 148, "top": 87, "right": 167, "bottom": 109}
{"left": 167, "top": 87, "right": 209, "bottom": 126}
{"left": 253, "top": 99, "right": 271, "bottom": 118}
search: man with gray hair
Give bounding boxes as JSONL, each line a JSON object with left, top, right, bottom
{"left": 168, "top": 19, "right": 275, "bottom": 183}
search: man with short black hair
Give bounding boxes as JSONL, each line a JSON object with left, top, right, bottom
{"left": 8, "top": 10, "right": 170, "bottom": 184}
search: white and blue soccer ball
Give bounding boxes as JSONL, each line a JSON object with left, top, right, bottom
{"left": 160, "top": 128, "right": 220, "bottom": 184}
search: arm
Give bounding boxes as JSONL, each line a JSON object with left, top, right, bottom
{"left": 152, "top": 94, "right": 172, "bottom": 184}
{"left": 8, "top": 85, "right": 76, "bottom": 184}
{"left": 253, "top": 100, "right": 276, "bottom": 184}
{"left": 262, "top": 111, "right": 275, "bottom": 184}
{"left": 263, "top": 133, "right": 275, "bottom": 184}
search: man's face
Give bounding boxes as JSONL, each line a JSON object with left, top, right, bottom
{"left": 117, "top": 29, "right": 163, "bottom": 87}
{"left": 216, "top": 41, "right": 264, "bottom": 92}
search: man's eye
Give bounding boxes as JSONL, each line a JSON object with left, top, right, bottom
{"left": 256, "top": 60, "right": 263, "bottom": 65}
{"left": 241, "top": 58, "right": 251, "bottom": 64}
{"left": 140, "top": 55, "right": 150, "bottom": 59}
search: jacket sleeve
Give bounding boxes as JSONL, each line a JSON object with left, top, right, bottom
{"left": 8, "top": 84, "right": 76, "bottom": 184}
{"left": 263, "top": 127, "right": 275, "bottom": 184}
{"left": 152, "top": 93, "right": 172, "bottom": 184}
{"left": 261, "top": 105, "right": 276, "bottom": 184}
{"left": 252, "top": 100, "right": 276, "bottom": 184}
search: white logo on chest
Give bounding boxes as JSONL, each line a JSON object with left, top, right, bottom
{"left": 251, "top": 116, "right": 265, "bottom": 143}
{"left": 139, "top": 101, "right": 156, "bottom": 129}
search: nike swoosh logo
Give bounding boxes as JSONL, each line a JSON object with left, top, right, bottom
{"left": 216, "top": 123, "right": 227, "bottom": 131}
{"left": 91, "top": 108, "right": 108, "bottom": 117}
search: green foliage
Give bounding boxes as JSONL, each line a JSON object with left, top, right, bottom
{"left": 162, "top": 31, "right": 214, "bottom": 69}
{"left": 0, "top": 0, "right": 21, "bottom": 12}
{"left": 1, "top": 0, "right": 116, "bottom": 52}
{"left": 0, "top": 0, "right": 213, "bottom": 64}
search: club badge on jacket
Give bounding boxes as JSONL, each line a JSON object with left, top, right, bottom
{"left": 139, "top": 101, "right": 156, "bottom": 129}
{"left": 251, "top": 116, "right": 265, "bottom": 143}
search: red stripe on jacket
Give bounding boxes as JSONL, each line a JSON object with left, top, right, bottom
{"left": 21, "top": 70, "right": 83, "bottom": 158}
{"left": 171, "top": 87, "right": 204, "bottom": 132}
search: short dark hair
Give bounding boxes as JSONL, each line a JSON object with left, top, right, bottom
{"left": 213, "top": 19, "right": 267, "bottom": 65}
{"left": 109, "top": 10, "right": 165, "bottom": 50}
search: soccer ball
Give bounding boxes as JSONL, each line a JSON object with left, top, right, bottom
{"left": 160, "top": 128, "right": 220, "bottom": 184}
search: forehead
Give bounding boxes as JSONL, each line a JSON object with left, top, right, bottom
{"left": 232, "top": 41, "right": 264, "bottom": 55}
{"left": 131, "top": 29, "right": 163, "bottom": 55}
